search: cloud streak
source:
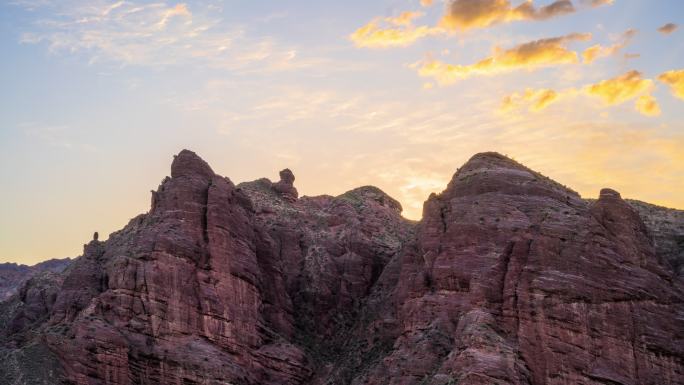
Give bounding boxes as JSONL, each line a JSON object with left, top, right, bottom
{"left": 14, "top": 0, "right": 321, "bottom": 72}
{"left": 439, "top": 0, "right": 576, "bottom": 31}
{"left": 581, "top": 0, "right": 614, "bottom": 7}
{"left": 582, "top": 29, "right": 636, "bottom": 63}
{"left": 503, "top": 70, "right": 663, "bottom": 117}
{"left": 417, "top": 33, "right": 591, "bottom": 84}
{"left": 502, "top": 88, "right": 561, "bottom": 112}
{"left": 351, "top": 0, "right": 615, "bottom": 48}
{"left": 350, "top": 12, "right": 442, "bottom": 48}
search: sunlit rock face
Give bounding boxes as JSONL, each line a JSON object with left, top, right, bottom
{"left": 0, "top": 150, "right": 682, "bottom": 385}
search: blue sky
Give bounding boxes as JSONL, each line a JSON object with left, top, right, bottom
{"left": 1, "top": 0, "right": 683, "bottom": 264}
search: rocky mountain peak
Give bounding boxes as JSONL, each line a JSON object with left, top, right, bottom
{"left": 338, "top": 185, "right": 403, "bottom": 213}
{"left": 461, "top": 151, "right": 523, "bottom": 171}
{"left": 441, "top": 151, "right": 580, "bottom": 204}
{"left": 0, "top": 150, "right": 682, "bottom": 385}
{"left": 170, "top": 149, "right": 214, "bottom": 179}
{"left": 599, "top": 187, "right": 622, "bottom": 200}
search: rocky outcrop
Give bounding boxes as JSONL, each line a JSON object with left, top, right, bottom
{"left": 353, "top": 153, "right": 683, "bottom": 385}
{"left": 0, "top": 259, "right": 71, "bottom": 301}
{"left": 0, "top": 150, "right": 682, "bottom": 385}
{"left": 627, "top": 200, "right": 684, "bottom": 277}
{"left": 271, "top": 168, "right": 299, "bottom": 202}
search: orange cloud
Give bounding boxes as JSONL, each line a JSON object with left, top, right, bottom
{"left": 417, "top": 33, "right": 591, "bottom": 84}
{"left": 582, "top": 29, "right": 636, "bottom": 63}
{"left": 387, "top": 11, "right": 423, "bottom": 26}
{"left": 156, "top": 3, "right": 191, "bottom": 29}
{"left": 502, "top": 88, "right": 560, "bottom": 112}
{"left": 582, "top": 0, "right": 614, "bottom": 7}
{"left": 439, "top": 0, "right": 575, "bottom": 31}
{"left": 658, "top": 69, "right": 684, "bottom": 99}
{"left": 585, "top": 70, "right": 653, "bottom": 105}
{"left": 350, "top": 12, "right": 441, "bottom": 48}
{"left": 420, "top": 0, "right": 434, "bottom": 7}
{"left": 658, "top": 23, "right": 678, "bottom": 35}
{"left": 635, "top": 95, "right": 661, "bottom": 116}
{"left": 504, "top": 71, "right": 660, "bottom": 117}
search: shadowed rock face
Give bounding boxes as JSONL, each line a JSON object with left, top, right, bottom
{"left": 0, "top": 259, "right": 71, "bottom": 301}
{"left": 271, "top": 168, "right": 299, "bottom": 202}
{"left": 627, "top": 200, "right": 684, "bottom": 277}
{"left": 0, "top": 150, "right": 682, "bottom": 385}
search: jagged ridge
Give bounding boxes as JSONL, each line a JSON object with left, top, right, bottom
{"left": 0, "top": 150, "right": 682, "bottom": 385}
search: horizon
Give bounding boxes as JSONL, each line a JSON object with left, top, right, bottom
{"left": 1, "top": 0, "right": 683, "bottom": 264}
{"left": 3, "top": 147, "right": 682, "bottom": 266}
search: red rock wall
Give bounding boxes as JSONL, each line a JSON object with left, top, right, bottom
{"left": 0, "top": 150, "right": 681, "bottom": 385}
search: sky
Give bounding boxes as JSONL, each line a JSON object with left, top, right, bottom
{"left": 1, "top": 0, "right": 683, "bottom": 265}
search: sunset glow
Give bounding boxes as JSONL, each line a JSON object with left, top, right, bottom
{"left": 1, "top": 0, "right": 683, "bottom": 264}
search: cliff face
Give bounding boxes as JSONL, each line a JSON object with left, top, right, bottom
{"left": 0, "top": 150, "right": 682, "bottom": 385}
{"left": 356, "top": 153, "right": 682, "bottom": 385}
{"left": 627, "top": 200, "right": 684, "bottom": 277}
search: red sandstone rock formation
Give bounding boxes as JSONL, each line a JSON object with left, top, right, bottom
{"left": 272, "top": 168, "right": 299, "bottom": 202}
{"left": 0, "top": 150, "right": 681, "bottom": 385}
{"left": 0, "top": 258, "right": 71, "bottom": 301}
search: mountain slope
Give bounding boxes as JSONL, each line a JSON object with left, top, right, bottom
{"left": 0, "top": 150, "right": 681, "bottom": 385}
{"left": 0, "top": 259, "right": 72, "bottom": 301}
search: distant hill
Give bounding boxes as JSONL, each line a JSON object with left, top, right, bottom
{"left": 0, "top": 258, "right": 72, "bottom": 301}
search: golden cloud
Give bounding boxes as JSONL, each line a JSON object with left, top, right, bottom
{"left": 635, "top": 95, "right": 661, "bottom": 116}
{"left": 658, "top": 69, "right": 684, "bottom": 99}
{"left": 439, "top": 0, "right": 575, "bottom": 31}
{"left": 420, "top": 0, "right": 434, "bottom": 7}
{"left": 417, "top": 33, "right": 591, "bottom": 84}
{"left": 350, "top": 12, "right": 441, "bottom": 48}
{"left": 658, "top": 23, "right": 678, "bottom": 35}
{"left": 582, "top": 45, "right": 603, "bottom": 63}
{"left": 387, "top": 11, "right": 423, "bottom": 26}
{"left": 585, "top": 70, "right": 653, "bottom": 105}
{"left": 582, "top": 29, "right": 636, "bottom": 63}
{"left": 504, "top": 71, "right": 661, "bottom": 117}
{"left": 582, "top": 0, "right": 614, "bottom": 7}
{"left": 502, "top": 88, "right": 560, "bottom": 112}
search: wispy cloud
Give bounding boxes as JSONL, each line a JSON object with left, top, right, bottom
{"left": 416, "top": 33, "right": 591, "bottom": 84}
{"left": 502, "top": 88, "right": 561, "bottom": 112}
{"left": 14, "top": 1, "right": 321, "bottom": 72}
{"left": 581, "top": 0, "right": 614, "bottom": 7}
{"left": 20, "top": 122, "right": 98, "bottom": 152}
{"left": 582, "top": 29, "right": 636, "bottom": 63}
{"left": 350, "top": 11, "right": 442, "bottom": 48}
{"left": 351, "top": 0, "right": 612, "bottom": 49}
{"left": 502, "top": 70, "right": 662, "bottom": 117}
